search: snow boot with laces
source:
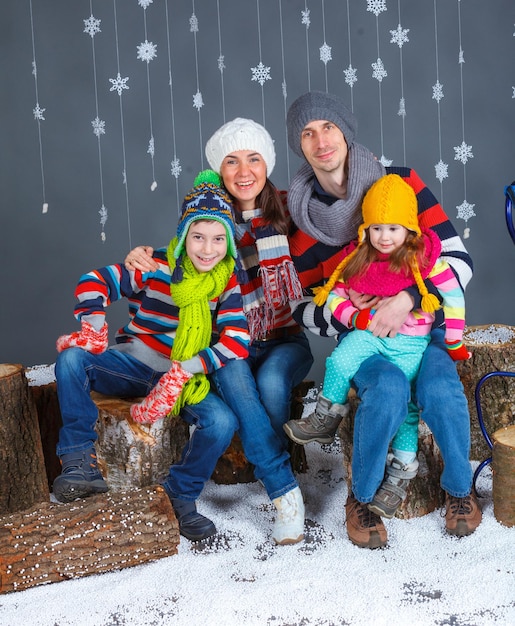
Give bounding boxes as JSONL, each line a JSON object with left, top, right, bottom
{"left": 367, "top": 454, "right": 419, "bottom": 518}
{"left": 283, "top": 394, "right": 349, "bottom": 445}
{"left": 52, "top": 446, "right": 108, "bottom": 503}
{"left": 272, "top": 486, "right": 305, "bottom": 545}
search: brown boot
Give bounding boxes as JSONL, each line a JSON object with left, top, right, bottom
{"left": 345, "top": 494, "right": 387, "bottom": 549}
{"left": 444, "top": 492, "right": 482, "bottom": 537}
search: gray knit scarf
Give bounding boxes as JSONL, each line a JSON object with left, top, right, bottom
{"left": 288, "top": 142, "right": 385, "bottom": 246}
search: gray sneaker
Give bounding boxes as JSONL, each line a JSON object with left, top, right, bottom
{"left": 283, "top": 395, "right": 348, "bottom": 445}
{"left": 53, "top": 447, "right": 108, "bottom": 503}
{"left": 367, "top": 455, "right": 419, "bottom": 518}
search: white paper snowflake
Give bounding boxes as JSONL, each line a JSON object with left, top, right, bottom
{"left": 122, "top": 170, "right": 127, "bottom": 185}
{"left": 171, "top": 158, "right": 182, "bottom": 178}
{"left": 91, "top": 117, "right": 105, "bottom": 137}
{"left": 456, "top": 200, "right": 476, "bottom": 222}
{"left": 189, "top": 13, "right": 198, "bottom": 33}
{"left": 218, "top": 55, "right": 225, "bottom": 72}
{"left": 434, "top": 160, "right": 448, "bottom": 182}
{"left": 99, "top": 204, "right": 108, "bottom": 227}
{"left": 512, "top": 86, "right": 515, "bottom": 98}
{"left": 138, "top": 0, "right": 153, "bottom": 9}
{"left": 320, "top": 43, "right": 332, "bottom": 65}
{"left": 454, "top": 141, "right": 473, "bottom": 164}
{"left": 380, "top": 155, "right": 393, "bottom": 167}
{"left": 32, "top": 60, "right": 37, "bottom": 77}
{"left": 137, "top": 40, "right": 157, "bottom": 63}
{"left": 282, "top": 80, "right": 287, "bottom": 99}
{"left": 33, "top": 103, "right": 45, "bottom": 121}
{"left": 343, "top": 65, "right": 357, "bottom": 88}
{"left": 147, "top": 136, "right": 155, "bottom": 157}
{"left": 109, "top": 73, "right": 129, "bottom": 96}
{"left": 83, "top": 15, "right": 101, "bottom": 38}
{"left": 193, "top": 91, "right": 204, "bottom": 110}
{"left": 458, "top": 47, "right": 464, "bottom": 64}
{"left": 398, "top": 97, "right": 406, "bottom": 117}
{"left": 367, "top": 0, "right": 387, "bottom": 17}
{"left": 301, "top": 9, "right": 310, "bottom": 28}
{"left": 390, "top": 24, "right": 409, "bottom": 48}
{"left": 432, "top": 81, "right": 444, "bottom": 102}
{"left": 372, "top": 58, "right": 387, "bottom": 82}
{"left": 251, "top": 62, "right": 271, "bottom": 86}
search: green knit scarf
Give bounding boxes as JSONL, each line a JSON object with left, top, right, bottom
{"left": 167, "top": 236, "right": 235, "bottom": 414}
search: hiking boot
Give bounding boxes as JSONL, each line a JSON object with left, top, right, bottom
{"left": 444, "top": 492, "right": 482, "bottom": 537}
{"left": 52, "top": 447, "right": 108, "bottom": 503}
{"left": 345, "top": 494, "right": 387, "bottom": 549}
{"left": 272, "top": 486, "right": 305, "bottom": 545}
{"left": 283, "top": 395, "right": 349, "bottom": 445}
{"left": 368, "top": 455, "right": 419, "bottom": 519}
{"left": 171, "top": 498, "right": 216, "bottom": 542}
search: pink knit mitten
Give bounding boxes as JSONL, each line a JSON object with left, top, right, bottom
{"left": 130, "top": 361, "right": 194, "bottom": 424}
{"left": 56, "top": 320, "right": 108, "bottom": 354}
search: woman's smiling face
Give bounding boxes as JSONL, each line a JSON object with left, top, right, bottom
{"left": 220, "top": 150, "right": 267, "bottom": 211}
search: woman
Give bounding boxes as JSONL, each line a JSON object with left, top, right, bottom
{"left": 126, "top": 118, "right": 314, "bottom": 545}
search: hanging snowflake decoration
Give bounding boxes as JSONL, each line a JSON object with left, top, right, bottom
{"left": 434, "top": 160, "right": 448, "bottom": 183}
{"left": 251, "top": 62, "right": 271, "bottom": 86}
{"left": 83, "top": 15, "right": 101, "bottom": 38}
{"left": 380, "top": 155, "right": 393, "bottom": 167}
{"left": 398, "top": 97, "right": 406, "bottom": 118}
{"left": 458, "top": 47, "right": 464, "bottom": 64}
{"left": 512, "top": 86, "right": 515, "bottom": 98}
{"left": 343, "top": 65, "right": 357, "bottom": 88}
{"left": 137, "top": 40, "right": 157, "bottom": 63}
{"left": 147, "top": 136, "right": 155, "bottom": 158}
{"left": 372, "top": 58, "right": 387, "bottom": 82}
{"left": 282, "top": 80, "right": 287, "bottom": 99}
{"left": 138, "top": 0, "right": 153, "bottom": 9}
{"left": 171, "top": 158, "right": 182, "bottom": 178}
{"left": 91, "top": 117, "right": 105, "bottom": 137}
{"left": 301, "top": 9, "right": 310, "bottom": 28}
{"left": 109, "top": 73, "right": 129, "bottom": 96}
{"left": 320, "top": 43, "right": 332, "bottom": 65}
{"left": 367, "top": 0, "right": 387, "bottom": 17}
{"left": 456, "top": 200, "right": 476, "bottom": 222}
{"left": 193, "top": 91, "right": 204, "bottom": 110}
{"left": 33, "top": 103, "right": 45, "bottom": 121}
{"left": 99, "top": 204, "right": 108, "bottom": 228}
{"left": 218, "top": 55, "right": 225, "bottom": 73}
{"left": 189, "top": 13, "right": 199, "bottom": 33}
{"left": 432, "top": 81, "right": 444, "bottom": 103}
{"left": 32, "top": 60, "right": 37, "bottom": 77}
{"left": 454, "top": 141, "right": 473, "bottom": 165}
{"left": 390, "top": 24, "right": 409, "bottom": 48}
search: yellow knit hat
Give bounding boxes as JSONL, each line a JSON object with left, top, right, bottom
{"left": 313, "top": 174, "right": 440, "bottom": 313}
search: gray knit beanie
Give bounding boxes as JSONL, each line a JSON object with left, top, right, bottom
{"left": 286, "top": 91, "right": 358, "bottom": 159}
{"left": 205, "top": 117, "right": 276, "bottom": 175}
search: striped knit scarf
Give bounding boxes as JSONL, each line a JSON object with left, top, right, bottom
{"left": 236, "top": 208, "right": 303, "bottom": 340}
{"left": 166, "top": 237, "right": 234, "bottom": 414}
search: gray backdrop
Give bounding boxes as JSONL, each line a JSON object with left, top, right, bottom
{"left": 2, "top": 1, "right": 514, "bottom": 384}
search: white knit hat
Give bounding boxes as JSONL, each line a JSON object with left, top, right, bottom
{"left": 205, "top": 117, "right": 276, "bottom": 175}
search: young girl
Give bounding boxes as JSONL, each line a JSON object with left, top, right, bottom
{"left": 284, "top": 173, "right": 470, "bottom": 518}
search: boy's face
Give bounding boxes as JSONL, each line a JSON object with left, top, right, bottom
{"left": 185, "top": 220, "right": 229, "bottom": 273}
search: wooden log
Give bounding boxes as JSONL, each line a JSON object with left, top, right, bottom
{"left": 30, "top": 381, "right": 62, "bottom": 488}
{"left": 457, "top": 324, "right": 515, "bottom": 460}
{"left": 0, "top": 485, "right": 179, "bottom": 594}
{"left": 492, "top": 425, "right": 515, "bottom": 527}
{"left": 0, "top": 364, "right": 49, "bottom": 514}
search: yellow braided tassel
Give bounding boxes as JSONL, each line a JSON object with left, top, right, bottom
{"left": 313, "top": 285, "right": 332, "bottom": 306}
{"left": 421, "top": 292, "right": 441, "bottom": 314}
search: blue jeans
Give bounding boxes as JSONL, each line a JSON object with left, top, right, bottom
{"left": 55, "top": 347, "right": 238, "bottom": 501}
{"left": 212, "top": 332, "right": 314, "bottom": 500}
{"left": 351, "top": 328, "right": 472, "bottom": 502}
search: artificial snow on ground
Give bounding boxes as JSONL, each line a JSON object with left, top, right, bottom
{"left": 1, "top": 366, "right": 513, "bottom": 626}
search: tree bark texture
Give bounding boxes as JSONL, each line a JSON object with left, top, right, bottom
{"left": 492, "top": 425, "right": 515, "bottom": 527}
{"left": 0, "top": 364, "right": 49, "bottom": 514}
{"left": 0, "top": 485, "right": 179, "bottom": 594}
{"left": 30, "top": 381, "right": 62, "bottom": 489}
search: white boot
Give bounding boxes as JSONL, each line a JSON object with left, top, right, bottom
{"left": 271, "top": 486, "right": 305, "bottom": 545}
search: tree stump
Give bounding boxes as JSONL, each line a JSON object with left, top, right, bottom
{"left": 457, "top": 324, "right": 515, "bottom": 460}
{"left": 0, "top": 364, "right": 49, "bottom": 514}
{"left": 492, "top": 425, "right": 515, "bottom": 527}
{"left": 339, "top": 390, "right": 445, "bottom": 518}
{"left": 30, "top": 381, "right": 62, "bottom": 489}
{"left": 0, "top": 485, "right": 179, "bottom": 594}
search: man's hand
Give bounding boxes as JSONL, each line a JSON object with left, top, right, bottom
{"left": 367, "top": 291, "right": 414, "bottom": 338}
{"left": 125, "top": 246, "right": 158, "bottom": 273}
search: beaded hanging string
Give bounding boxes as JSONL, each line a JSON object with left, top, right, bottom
{"left": 343, "top": 0, "right": 358, "bottom": 112}
{"left": 301, "top": 2, "right": 312, "bottom": 92}
{"left": 215, "top": 0, "right": 227, "bottom": 124}
{"left": 189, "top": 0, "right": 205, "bottom": 169}
{"left": 278, "top": 0, "right": 291, "bottom": 179}
{"left": 250, "top": 0, "right": 272, "bottom": 126}
{"left": 318, "top": 0, "right": 332, "bottom": 91}
{"left": 390, "top": 0, "right": 410, "bottom": 167}
{"left": 29, "top": 0, "right": 48, "bottom": 214}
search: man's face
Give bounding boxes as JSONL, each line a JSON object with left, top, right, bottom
{"left": 300, "top": 120, "right": 348, "bottom": 175}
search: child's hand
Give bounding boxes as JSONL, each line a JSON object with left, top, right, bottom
{"left": 350, "top": 308, "right": 372, "bottom": 330}
{"left": 56, "top": 320, "right": 108, "bottom": 354}
{"left": 445, "top": 340, "right": 471, "bottom": 361}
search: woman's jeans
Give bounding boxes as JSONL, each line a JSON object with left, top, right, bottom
{"left": 351, "top": 327, "right": 473, "bottom": 502}
{"left": 55, "top": 347, "right": 238, "bottom": 501}
{"left": 212, "top": 332, "right": 314, "bottom": 500}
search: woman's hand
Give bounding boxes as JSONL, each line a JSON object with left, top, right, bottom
{"left": 348, "top": 287, "right": 380, "bottom": 311}
{"left": 125, "top": 246, "right": 157, "bottom": 272}
{"left": 368, "top": 291, "right": 414, "bottom": 338}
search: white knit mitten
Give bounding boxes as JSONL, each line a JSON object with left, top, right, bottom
{"left": 56, "top": 320, "right": 108, "bottom": 354}
{"left": 130, "top": 361, "right": 193, "bottom": 424}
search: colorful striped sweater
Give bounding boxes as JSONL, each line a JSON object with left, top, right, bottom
{"left": 72, "top": 247, "right": 250, "bottom": 373}
{"left": 286, "top": 166, "right": 473, "bottom": 337}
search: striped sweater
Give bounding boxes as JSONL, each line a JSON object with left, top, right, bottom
{"left": 287, "top": 166, "right": 473, "bottom": 337}
{"left": 72, "top": 247, "right": 250, "bottom": 373}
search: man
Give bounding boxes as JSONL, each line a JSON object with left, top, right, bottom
{"left": 284, "top": 90, "right": 481, "bottom": 548}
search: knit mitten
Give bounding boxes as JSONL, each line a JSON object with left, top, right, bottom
{"left": 445, "top": 340, "right": 471, "bottom": 361}
{"left": 350, "top": 308, "right": 372, "bottom": 330}
{"left": 130, "top": 361, "right": 194, "bottom": 424}
{"left": 56, "top": 320, "right": 108, "bottom": 354}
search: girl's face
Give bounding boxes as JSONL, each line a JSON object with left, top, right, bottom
{"left": 368, "top": 223, "right": 409, "bottom": 255}
{"left": 220, "top": 150, "right": 267, "bottom": 211}
{"left": 185, "top": 220, "right": 228, "bottom": 273}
